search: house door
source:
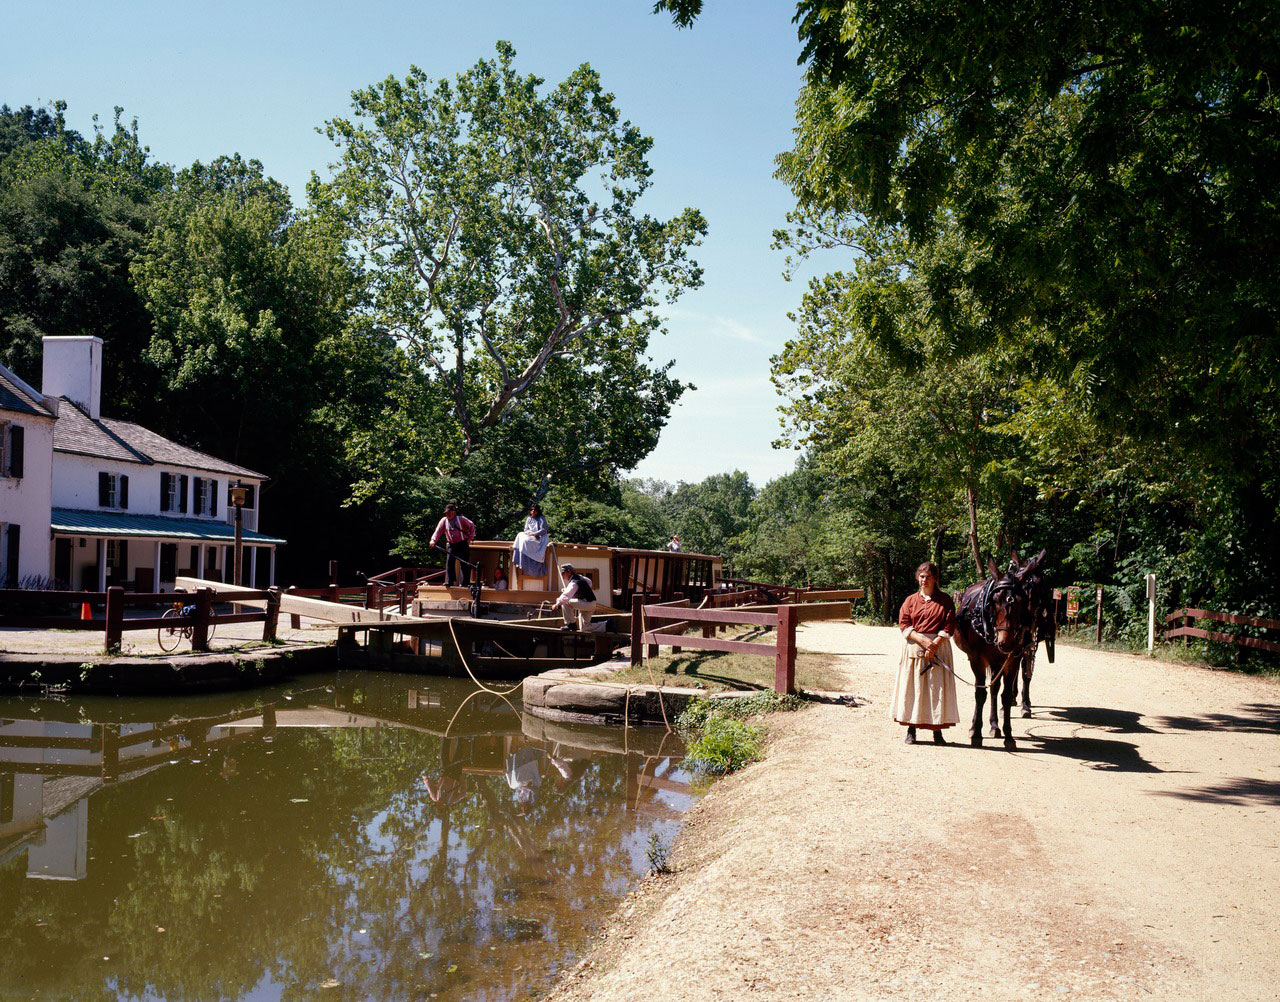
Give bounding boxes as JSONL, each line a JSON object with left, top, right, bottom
{"left": 160, "top": 543, "right": 177, "bottom": 584}
{"left": 54, "top": 538, "right": 72, "bottom": 588}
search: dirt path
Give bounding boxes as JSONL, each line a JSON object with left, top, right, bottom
{"left": 549, "top": 622, "right": 1280, "bottom": 1001}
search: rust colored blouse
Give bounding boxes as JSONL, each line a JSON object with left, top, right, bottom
{"left": 898, "top": 590, "right": 956, "bottom": 637}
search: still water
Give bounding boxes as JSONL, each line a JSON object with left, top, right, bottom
{"left": 0, "top": 672, "right": 694, "bottom": 1000}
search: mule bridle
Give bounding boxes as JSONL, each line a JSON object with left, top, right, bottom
{"left": 968, "top": 577, "right": 1019, "bottom": 648}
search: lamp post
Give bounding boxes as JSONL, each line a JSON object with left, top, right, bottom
{"left": 230, "top": 481, "right": 247, "bottom": 587}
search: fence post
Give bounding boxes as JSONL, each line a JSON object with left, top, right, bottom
{"left": 1146, "top": 574, "right": 1156, "bottom": 652}
{"left": 1095, "top": 585, "right": 1104, "bottom": 645}
{"left": 191, "top": 587, "right": 213, "bottom": 652}
{"left": 399, "top": 581, "right": 408, "bottom": 616}
{"left": 775, "top": 604, "right": 797, "bottom": 695}
{"left": 630, "top": 593, "right": 644, "bottom": 666}
{"left": 263, "top": 586, "right": 281, "bottom": 642}
{"left": 104, "top": 586, "right": 124, "bottom": 654}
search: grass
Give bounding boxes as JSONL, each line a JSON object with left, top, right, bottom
{"left": 607, "top": 626, "right": 848, "bottom": 692}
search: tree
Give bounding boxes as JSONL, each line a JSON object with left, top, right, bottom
{"left": 661, "top": 471, "right": 757, "bottom": 559}
{"left": 315, "top": 42, "right": 706, "bottom": 476}
{"left": 133, "top": 154, "right": 399, "bottom": 579}
{"left": 0, "top": 105, "right": 169, "bottom": 414}
{"left": 777, "top": 0, "right": 1280, "bottom": 480}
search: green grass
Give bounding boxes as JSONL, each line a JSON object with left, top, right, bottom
{"left": 609, "top": 626, "right": 848, "bottom": 692}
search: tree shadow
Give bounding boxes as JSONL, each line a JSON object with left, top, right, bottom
{"left": 1153, "top": 777, "right": 1280, "bottom": 808}
{"left": 1153, "top": 703, "right": 1279, "bottom": 735}
{"left": 1040, "top": 705, "right": 1156, "bottom": 734}
{"left": 652, "top": 652, "right": 769, "bottom": 691}
{"left": 1007, "top": 732, "right": 1163, "bottom": 773}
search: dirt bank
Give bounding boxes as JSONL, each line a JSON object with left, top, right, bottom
{"left": 549, "top": 622, "right": 1280, "bottom": 1002}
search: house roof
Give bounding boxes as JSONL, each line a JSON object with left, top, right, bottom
{"left": 51, "top": 399, "right": 266, "bottom": 479}
{"left": 0, "top": 365, "right": 53, "bottom": 418}
{"left": 51, "top": 508, "right": 287, "bottom": 544}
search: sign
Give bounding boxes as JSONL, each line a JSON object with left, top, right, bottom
{"left": 1065, "top": 586, "right": 1081, "bottom": 620}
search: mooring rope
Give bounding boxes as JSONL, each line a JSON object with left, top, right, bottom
{"left": 446, "top": 615, "right": 525, "bottom": 697}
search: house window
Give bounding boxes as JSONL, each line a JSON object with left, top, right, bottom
{"left": 0, "top": 422, "right": 21, "bottom": 479}
{"left": 161, "top": 472, "right": 179, "bottom": 513}
{"left": 193, "top": 477, "right": 218, "bottom": 517}
{"left": 98, "top": 472, "right": 129, "bottom": 510}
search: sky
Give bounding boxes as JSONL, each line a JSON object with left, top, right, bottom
{"left": 1, "top": 0, "right": 823, "bottom": 488}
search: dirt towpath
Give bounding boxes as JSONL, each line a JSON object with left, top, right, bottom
{"left": 549, "top": 622, "right": 1280, "bottom": 1002}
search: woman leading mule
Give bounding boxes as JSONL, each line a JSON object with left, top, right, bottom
{"left": 892, "top": 561, "right": 960, "bottom": 744}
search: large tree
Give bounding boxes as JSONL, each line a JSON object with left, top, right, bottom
{"left": 314, "top": 42, "right": 706, "bottom": 481}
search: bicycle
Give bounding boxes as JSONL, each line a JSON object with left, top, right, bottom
{"left": 157, "top": 598, "right": 216, "bottom": 652}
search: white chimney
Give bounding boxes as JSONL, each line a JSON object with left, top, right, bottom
{"left": 42, "top": 336, "right": 103, "bottom": 420}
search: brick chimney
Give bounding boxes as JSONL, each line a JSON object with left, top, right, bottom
{"left": 42, "top": 336, "right": 103, "bottom": 420}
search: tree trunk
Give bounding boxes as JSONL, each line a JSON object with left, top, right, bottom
{"left": 967, "top": 483, "right": 983, "bottom": 579}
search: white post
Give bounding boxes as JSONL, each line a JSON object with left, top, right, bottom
{"left": 1146, "top": 573, "right": 1157, "bottom": 652}
{"left": 153, "top": 540, "right": 162, "bottom": 592}
{"left": 268, "top": 547, "right": 276, "bottom": 587}
{"left": 97, "top": 540, "right": 107, "bottom": 591}
{"left": 196, "top": 544, "right": 205, "bottom": 580}
{"left": 249, "top": 546, "right": 258, "bottom": 589}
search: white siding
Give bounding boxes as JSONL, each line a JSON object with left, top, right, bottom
{"left": 0, "top": 411, "right": 55, "bottom": 583}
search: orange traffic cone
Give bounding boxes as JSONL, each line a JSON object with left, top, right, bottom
{"left": 81, "top": 601, "right": 92, "bottom": 621}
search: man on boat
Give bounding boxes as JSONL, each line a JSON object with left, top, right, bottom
{"left": 430, "top": 502, "right": 477, "bottom": 587}
{"left": 552, "top": 563, "right": 596, "bottom": 631}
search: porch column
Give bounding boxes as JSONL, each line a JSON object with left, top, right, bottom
{"left": 196, "top": 544, "right": 205, "bottom": 580}
{"left": 153, "top": 540, "right": 162, "bottom": 592}
{"left": 269, "top": 547, "right": 276, "bottom": 586}
{"left": 224, "top": 545, "right": 233, "bottom": 584}
{"left": 97, "top": 539, "right": 107, "bottom": 591}
{"left": 249, "top": 546, "right": 258, "bottom": 589}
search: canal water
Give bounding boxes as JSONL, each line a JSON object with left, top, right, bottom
{"left": 0, "top": 672, "right": 694, "bottom": 1000}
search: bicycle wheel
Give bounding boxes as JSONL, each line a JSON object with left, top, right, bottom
{"left": 158, "top": 607, "right": 183, "bottom": 653}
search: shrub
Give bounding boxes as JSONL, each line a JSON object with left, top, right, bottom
{"left": 684, "top": 715, "right": 763, "bottom": 775}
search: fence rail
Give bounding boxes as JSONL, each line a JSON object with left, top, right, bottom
{"left": 1163, "top": 607, "right": 1280, "bottom": 655}
{"left": 0, "top": 585, "right": 280, "bottom": 654}
{"left": 630, "top": 591, "right": 852, "bottom": 694}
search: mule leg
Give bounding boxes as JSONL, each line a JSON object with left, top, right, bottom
{"left": 970, "top": 663, "right": 986, "bottom": 748}
{"left": 1021, "top": 645, "right": 1036, "bottom": 718}
{"left": 988, "top": 670, "right": 1002, "bottom": 738}
{"left": 1002, "top": 662, "right": 1017, "bottom": 749}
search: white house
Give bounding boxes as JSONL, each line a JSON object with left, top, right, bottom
{"left": 0, "top": 336, "right": 284, "bottom": 592}
{"left": 0, "top": 366, "right": 56, "bottom": 588}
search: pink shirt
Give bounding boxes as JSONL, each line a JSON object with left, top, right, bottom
{"left": 430, "top": 514, "right": 475, "bottom": 546}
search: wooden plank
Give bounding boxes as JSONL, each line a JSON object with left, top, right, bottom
{"left": 1165, "top": 626, "right": 1280, "bottom": 654}
{"left": 1164, "top": 608, "right": 1280, "bottom": 632}
{"left": 792, "top": 601, "right": 853, "bottom": 623}
{"left": 642, "top": 605, "right": 777, "bottom": 626}
{"left": 799, "top": 588, "right": 865, "bottom": 602}
{"left": 641, "top": 633, "right": 775, "bottom": 656}
{"left": 0, "top": 617, "right": 101, "bottom": 630}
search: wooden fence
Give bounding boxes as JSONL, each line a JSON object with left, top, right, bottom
{"left": 1163, "top": 608, "right": 1280, "bottom": 655}
{"left": 630, "top": 592, "right": 854, "bottom": 694}
{"left": 0, "top": 585, "right": 281, "bottom": 654}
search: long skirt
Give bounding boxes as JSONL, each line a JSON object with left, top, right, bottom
{"left": 512, "top": 531, "right": 547, "bottom": 577}
{"left": 891, "top": 634, "right": 959, "bottom": 730}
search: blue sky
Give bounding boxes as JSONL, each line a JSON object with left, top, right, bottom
{"left": 2, "top": 1, "right": 817, "bottom": 487}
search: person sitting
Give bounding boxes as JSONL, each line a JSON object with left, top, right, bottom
{"left": 492, "top": 566, "right": 509, "bottom": 591}
{"left": 512, "top": 503, "right": 550, "bottom": 580}
{"left": 552, "top": 562, "right": 596, "bottom": 631}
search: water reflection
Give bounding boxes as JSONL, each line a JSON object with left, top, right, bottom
{"left": 0, "top": 672, "right": 692, "bottom": 1000}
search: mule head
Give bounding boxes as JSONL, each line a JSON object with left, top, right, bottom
{"left": 989, "top": 567, "right": 1028, "bottom": 654}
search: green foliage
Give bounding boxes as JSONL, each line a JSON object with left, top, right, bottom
{"left": 315, "top": 42, "right": 704, "bottom": 488}
{"left": 682, "top": 715, "right": 763, "bottom": 775}
{"left": 676, "top": 690, "right": 805, "bottom": 729}
{"left": 645, "top": 832, "right": 671, "bottom": 875}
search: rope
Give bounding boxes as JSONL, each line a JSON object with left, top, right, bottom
{"left": 446, "top": 616, "right": 524, "bottom": 696}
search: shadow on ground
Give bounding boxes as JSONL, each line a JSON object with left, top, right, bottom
{"left": 1152, "top": 777, "right": 1280, "bottom": 808}
{"left": 1041, "top": 705, "right": 1157, "bottom": 734}
{"left": 1153, "top": 703, "right": 1279, "bottom": 735}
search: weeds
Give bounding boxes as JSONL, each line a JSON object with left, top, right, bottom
{"left": 645, "top": 833, "right": 671, "bottom": 875}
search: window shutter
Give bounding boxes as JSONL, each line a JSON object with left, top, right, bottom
{"left": 179, "top": 475, "right": 189, "bottom": 513}
{"left": 194, "top": 478, "right": 204, "bottom": 515}
{"left": 120, "top": 475, "right": 129, "bottom": 510}
{"left": 161, "top": 472, "right": 171, "bottom": 512}
{"left": 9, "top": 426, "right": 22, "bottom": 479}
{"left": 210, "top": 480, "right": 218, "bottom": 516}
{"left": 5, "top": 524, "right": 18, "bottom": 588}
{"left": 99, "top": 472, "right": 110, "bottom": 507}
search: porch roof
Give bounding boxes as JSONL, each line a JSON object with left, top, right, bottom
{"left": 51, "top": 508, "right": 287, "bottom": 545}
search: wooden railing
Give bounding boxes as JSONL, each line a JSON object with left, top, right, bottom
{"left": 630, "top": 593, "right": 853, "bottom": 694}
{"left": 0, "top": 585, "right": 281, "bottom": 654}
{"left": 1163, "top": 608, "right": 1280, "bottom": 655}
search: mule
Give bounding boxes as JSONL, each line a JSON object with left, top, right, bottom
{"left": 1009, "top": 551, "right": 1055, "bottom": 718}
{"left": 952, "top": 555, "right": 1034, "bottom": 749}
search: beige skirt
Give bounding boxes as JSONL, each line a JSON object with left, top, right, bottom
{"left": 891, "top": 634, "right": 959, "bottom": 729}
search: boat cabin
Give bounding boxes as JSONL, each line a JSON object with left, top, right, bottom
{"left": 416, "top": 540, "right": 723, "bottom": 614}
